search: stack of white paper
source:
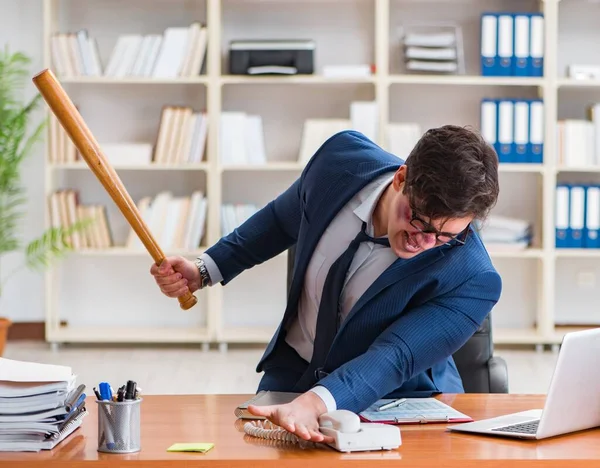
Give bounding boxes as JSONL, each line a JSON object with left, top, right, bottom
{"left": 0, "top": 358, "right": 87, "bottom": 452}
{"left": 403, "top": 31, "right": 459, "bottom": 73}
{"left": 475, "top": 215, "right": 532, "bottom": 250}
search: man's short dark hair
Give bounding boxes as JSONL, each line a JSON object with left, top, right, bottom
{"left": 403, "top": 125, "right": 499, "bottom": 222}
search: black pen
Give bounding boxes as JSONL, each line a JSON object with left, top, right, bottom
{"left": 93, "top": 387, "right": 102, "bottom": 401}
{"left": 124, "top": 380, "right": 137, "bottom": 400}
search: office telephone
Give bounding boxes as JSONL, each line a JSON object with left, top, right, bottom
{"left": 243, "top": 409, "right": 402, "bottom": 453}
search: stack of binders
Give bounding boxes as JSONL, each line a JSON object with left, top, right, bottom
{"left": 480, "top": 12, "right": 544, "bottom": 77}
{"left": 480, "top": 98, "right": 544, "bottom": 163}
{"left": 0, "top": 358, "right": 87, "bottom": 452}
{"left": 556, "top": 184, "right": 600, "bottom": 249}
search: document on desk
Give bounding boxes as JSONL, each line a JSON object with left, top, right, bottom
{"left": 359, "top": 398, "right": 473, "bottom": 424}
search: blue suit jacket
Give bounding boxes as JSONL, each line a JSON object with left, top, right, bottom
{"left": 205, "top": 130, "right": 502, "bottom": 413}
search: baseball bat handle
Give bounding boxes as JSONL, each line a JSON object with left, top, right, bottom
{"left": 32, "top": 68, "right": 197, "bottom": 310}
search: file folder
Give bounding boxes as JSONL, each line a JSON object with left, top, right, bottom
{"left": 529, "top": 99, "right": 544, "bottom": 163}
{"left": 585, "top": 185, "right": 600, "bottom": 248}
{"left": 481, "top": 13, "right": 498, "bottom": 76}
{"left": 555, "top": 184, "right": 569, "bottom": 248}
{"left": 529, "top": 13, "right": 544, "bottom": 77}
{"left": 514, "top": 100, "right": 529, "bottom": 163}
{"left": 513, "top": 14, "right": 530, "bottom": 76}
{"left": 569, "top": 185, "right": 585, "bottom": 248}
{"left": 359, "top": 398, "right": 473, "bottom": 425}
{"left": 497, "top": 14, "right": 514, "bottom": 76}
{"left": 497, "top": 100, "right": 514, "bottom": 162}
{"left": 480, "top": 98, "right": 497, "bottom": 152}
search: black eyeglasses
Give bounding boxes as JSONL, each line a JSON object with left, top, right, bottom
{"left": 409, "top": 212, "right": 468, "bottom": 246}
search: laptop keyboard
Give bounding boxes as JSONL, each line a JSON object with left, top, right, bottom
{"left": 491, "top": 420, "right": 539, "bottom": 434}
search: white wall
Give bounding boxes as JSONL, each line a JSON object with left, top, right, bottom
{"left": 0, "top": 0, "right": 46, "bottom": 321}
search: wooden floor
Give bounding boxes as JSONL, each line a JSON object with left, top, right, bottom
{"left": 2, "top": 341, "right": 558, "bottom": 395}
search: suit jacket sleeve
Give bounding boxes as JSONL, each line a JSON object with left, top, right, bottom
{"left": 315, "top": 269, "right": 502, "bottom": 413}
{"left": 202, "top": 177, "right": 302, "bottom": 284}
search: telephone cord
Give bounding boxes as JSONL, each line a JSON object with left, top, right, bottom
{"left": 243, "top": 420, "right": 301, "bottom": 443}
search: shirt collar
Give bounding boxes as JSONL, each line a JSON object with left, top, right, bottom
{"left": 353, "top": 173, "right": 395, "bottom": 237}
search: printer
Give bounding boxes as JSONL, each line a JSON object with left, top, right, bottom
{"left": 228, "top": 39, "right": 315, "bottom": 75}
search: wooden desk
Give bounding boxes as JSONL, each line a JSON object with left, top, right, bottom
{"left": 0, "top": 394, "right": 599, "bottom": 467}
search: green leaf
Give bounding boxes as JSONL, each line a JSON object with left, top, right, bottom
{"left": 0, "top": 46, "right": 47, "bottom": 264}
{"left": 24, "top": 217, "right": 95, "bottom": 271}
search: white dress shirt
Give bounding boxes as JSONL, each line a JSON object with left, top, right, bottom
{"left": 201, "top": 171, "right": 398, "bottom": 411}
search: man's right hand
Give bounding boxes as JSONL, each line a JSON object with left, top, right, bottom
{"left": 150, "top": 256, "right": 201, "bottom": 298}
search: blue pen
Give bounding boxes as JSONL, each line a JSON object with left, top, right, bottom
{"left": 98, "top": 382, "right": 112, "bottom": 401}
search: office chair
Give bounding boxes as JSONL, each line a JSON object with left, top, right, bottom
{"left": 285, "top": 245, "right": 509, "bottom": 394}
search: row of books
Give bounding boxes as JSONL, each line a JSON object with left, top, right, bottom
{"left": 49, "top": 190, "right": 113, "bottom": 250}
{"left": 557, "top": 105, "right": 600, "bottom": 168}
{"left": 556, "top": 184, "right": 600, "bottom": 249}
{"left": 481, "top": 98, "right": 544, "bottom": 164}
{"left": 51, "top": 23, "right": 207, "bottom": 79}
{"left": 481, "top": 12, "right": 544, "bottom": 77}
{"left": 154, "top": 107, "right": 208, "bottom": 164}
{"left": 0, "top": 358, "right": 86, "bottom": 452}
{"left": 475, "top": 215, "right": 532, "bottom": 251}
{"left": 221, "top": 204, "right": 259, "bottom": 236}
{"left": 47, "top": 106, "right": 208, "bottom": 166}
{"left": 126, "top": 191, "right": 208, "bottom": 251}
{"left": 48, "top": 114, "right": 77, "bottom": 164}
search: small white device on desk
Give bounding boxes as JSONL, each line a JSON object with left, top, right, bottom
{"left": 244, "top": 409, "right": 401, "bottom": 453}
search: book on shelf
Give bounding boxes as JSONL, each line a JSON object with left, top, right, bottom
{"left": 221, "top": 204, "right": 259, "bottom": 236}
{"left": 297, "top": 100, "right": 380, "bottom": 164}
{"left": 0, "top": 358, "right": 86, "bottom": 452}
{"left": 220, "top": 112, "right": 267, "bottom": 165}
{"left": 386, "top": 123, "right": 422, "bottom": 160}
{"left": 48, "top": 113, "right": 78, "bottom": 164}
{"left": 556, "top": 104, "right": 600, "bottom": 168}
{"left": 475, "top": 214, "right": 532, "bottom": 251}
{"left": 51, "top": 30, "right": 102, "bottom": 78}
{"left": 126, "top": 190, "right": 207, "bottom": 251}
{"left": 48, "top": 190, "right": 113, "bottom": 250}
{"left": 51, "top": 22, "right": 208, "bottom": 79}
{"left": 154, "top": 106, "right": 208, "bottom": 164}
{"left": 296, "top": 110, "right": 420, "bottom": 164}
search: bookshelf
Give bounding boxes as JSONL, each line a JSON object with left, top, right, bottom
{"left": 38, "top": 0, "right": 600, "bottom": 349}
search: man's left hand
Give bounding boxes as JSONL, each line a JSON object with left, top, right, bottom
{"left": 247, "top": 391, "right": 335, "bottom": 443}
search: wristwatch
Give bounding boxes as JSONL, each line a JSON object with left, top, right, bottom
{"left": 194, "top": 257, "right": 211, "bottom": 289}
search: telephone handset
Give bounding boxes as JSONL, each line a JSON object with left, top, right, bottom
{"left": 244, "top": 409, "right": 402, "bottom": 453}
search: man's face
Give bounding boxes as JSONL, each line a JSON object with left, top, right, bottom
{"left": 387, "top": 166, "right": 473, "bottom": 259}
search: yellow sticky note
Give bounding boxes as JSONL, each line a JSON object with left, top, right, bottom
{"left": 167, "top": 443, "right": 214, "bottom": 453}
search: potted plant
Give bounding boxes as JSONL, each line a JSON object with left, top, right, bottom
{"left": 0, "top": 46, "right": 90, "bottom": 355}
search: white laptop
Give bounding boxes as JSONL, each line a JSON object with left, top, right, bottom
{"left": 447, "top": 327, "right": 600, "bottom": 440}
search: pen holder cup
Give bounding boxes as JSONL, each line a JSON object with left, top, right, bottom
{"left": 96, "top": 398, "right": 142, "bottom": 454}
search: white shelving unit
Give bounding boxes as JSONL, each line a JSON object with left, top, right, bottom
{"left": 39, "top": 0, "right": 600, "bottom": 348}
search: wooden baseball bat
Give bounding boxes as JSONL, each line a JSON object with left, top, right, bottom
{"left": 32, "top": 68, "right": 197, "bottom": 310}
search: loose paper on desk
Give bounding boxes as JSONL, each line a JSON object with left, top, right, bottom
{"left": 0, "top": 357, "right": 73, "bottom": 382}
{"left": 359, "top": 398, "right": 473, "bottom": 424}
{"left": 0, "top": 358, "right": 76, "bottom": 399}
{"left": 167, "top": 442, "right": 214, "bottom": 453}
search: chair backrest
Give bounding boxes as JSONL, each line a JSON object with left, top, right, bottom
{"left": 285, "top": 244, "right": 498, "bottom": 393}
